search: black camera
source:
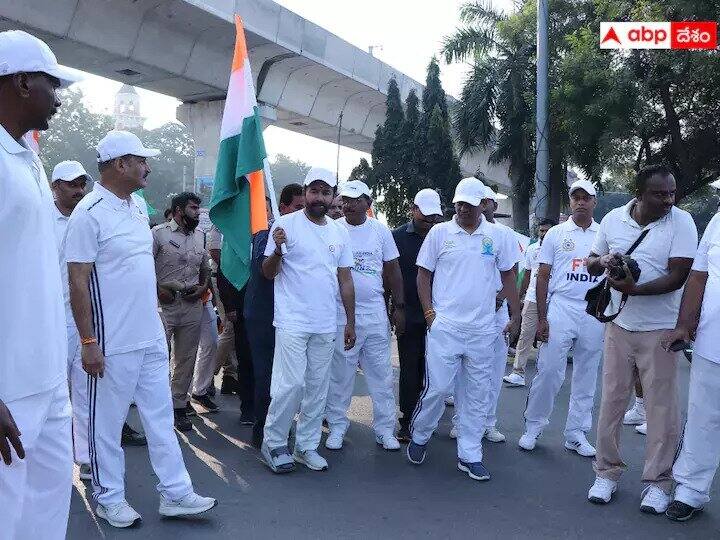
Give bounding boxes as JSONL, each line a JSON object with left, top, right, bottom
{"left": 608, "top": 254, "right": 641, "bottom": 282}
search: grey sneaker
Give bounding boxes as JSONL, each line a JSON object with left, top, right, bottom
{"left": 406, "top": 440, "right": 427, "bottom": 465}
{"left": 159, "top": 492, "right": 217, "bottom": 517}
{"left": 78, "top": 463, "right": 92, "bottom": 481}
{"left": 261, "top": 444, "right": 295, "bottom": 474}
{"left": 293, "top": 449, "right": 329, "bottom": 471}
{"left": 96, "top": 500, "right": 141, "bottom": 528}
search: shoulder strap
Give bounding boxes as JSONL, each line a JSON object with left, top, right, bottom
{"left": 625, "top": 228, "right": 650, "bottom": 256}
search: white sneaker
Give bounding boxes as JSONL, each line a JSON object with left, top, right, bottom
{"left": 484, "top": 427, "right": 506, "bottom": 443}
{"left": 293, "top": 449, "right": 328, "bottom": 471}
{"left": 635, "top": 422, "right": 647, "bottom": 435}
{"left": 325, "top": 431, "right": 344, "bottom": 450}
{"left": 588, "top": 476, "right": 617, "bottom": 504}
{"left": 376, "top": 434, "right": 401, "bottom": 451}
{"left": 96, "top": 501, "right": 141, "bottom": 528}
{"left": 503, "top": 372, "right": 526, "bottom": 387}
{"left": 159, "top": 492, "right": 217, "bottom": 517}
{"left": 449, "top": 426, "right": 457, "bottom": 439}
{"left": 565, "top": 433, "right": 596, "bottom": 457}
{"left": 623, "top": 402, "right": 646, "bottom": 425}
{"left": 640, "top": 485, "right": 672, "bottom": 514}
{"left": 518, "top": 431, "right": 539, "bottom": 451}
{"left": 444, "top": 395, "right": 455, "bottom": 407}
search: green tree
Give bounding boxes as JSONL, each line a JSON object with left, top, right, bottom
{"left": 269, "top": 153, "right": 311, "bottom": 198}
{"left": 348, "top": 157, "right": 373, "bottom": 184}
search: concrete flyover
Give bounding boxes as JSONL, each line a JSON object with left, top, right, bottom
{"left": 0, "top": 0, "right": 510, "bottom": 190}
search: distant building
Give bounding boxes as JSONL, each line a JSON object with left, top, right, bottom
{"left": 113, "top": 84, "right": 144, "bottom": 131}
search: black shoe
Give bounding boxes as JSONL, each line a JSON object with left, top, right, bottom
{"left": 397, "top": 426, "right": 411, "bottom": 444}
{"left": 206, "top": 385, "right": 217, "bottom": 397}
{"left": 174, "top": 409, "right": 193, "bottom": 432}
{"left": 121, "top": 423, "right": 147, "bottom": 446}
{"left": 251, "top": 429, "right": 263, "bottom": 449}
{"left": 220, "top": 376, "right": 238, "bottom": 395}
{"left": 191, "top": 393, "right": 219, "bottom": 413}
{"left": 666, "top": 500, "right": 703, "bottom": 522}
{"left": 239, "top": 410, "right": 255, "bottom": 426}
{"left": 185, "top": 401, "right": 197, "bottom": 417}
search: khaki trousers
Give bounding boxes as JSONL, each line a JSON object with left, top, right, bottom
{"left": 593, "top": 322, "right": 680, "bottom": 492}
{"left": 512, "top": 300, "right": 538, "bottom": 373}
{"left": 162, "top": 304, "right": 203, "bottom": 409}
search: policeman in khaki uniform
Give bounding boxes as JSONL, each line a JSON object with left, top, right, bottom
{"left": 153, "top": 192, "right": 211, "bottom": 431}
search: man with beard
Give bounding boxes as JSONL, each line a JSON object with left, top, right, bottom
{"left": 50, "top": 161, "right": 92, "bottom": 480}
{"left": 153, "top": 192, "right": 213, "bottom": 430}
{"left": 329, "top": 194, "right": 344, "bottom": 219}
{"left": 66, "top": 131, "right": 216, "bottom": 527}
{"left": 0, "top": 30, "right": 83, "bottom": 540}
{"left": 261, "top": 168, "right": 356, "bottom": 474}
{"left": 520, "top": 180, "right": 603, "bottom": 457}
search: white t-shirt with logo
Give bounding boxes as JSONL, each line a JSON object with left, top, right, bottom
{"left": 264, "top": 210, "right": 354, "bottom": 334}
{"left": 492, "top": 222, "right": 523, "bottom": 331}
{"left": 0, "top": 126, "right": 66, "bottom": 402}
{"left": 417, "top": 216, "right": 516, "bottom": 334}
{"left": 336, "top": 217, "right": 399, "bottom": 325}
{"left": 65, "top": 182, "right": 165, "bottom": 356}
{"left": 523, "top": 241, "right": 542, "bottom": 304}
{"left": 591, "top": 201, "right": 698, "bottom": 331}
{"left": 690, "top": 213, "right": 720, "bottom": 363}
{"left": 538, "top": 218, "right": 600, "bottom": 305}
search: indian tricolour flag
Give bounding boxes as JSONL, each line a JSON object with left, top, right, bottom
{"left": 209, "top": 15, "right": 270, "bottom": 291}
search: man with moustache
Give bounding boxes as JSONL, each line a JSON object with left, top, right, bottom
{"left": 65, "top": 131, "right": 216, "bottom": 528}
{"left": 153, "top": 192, "right": 214, "bottom": 430}
{"left": 329, "top": 194, "right": 344, "bottom": 220}
{"left": 586, "top": 165, "right": 697, "bottom": 511}
{"left": 0, "top": 30, "right": 83, "bottom": 540}
{"left": 261, "top": 168, "right": 356, "bottom": 474}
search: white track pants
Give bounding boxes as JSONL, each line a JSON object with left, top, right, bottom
{"left": 89, "top": 338, "right": 193, "bottom": 506}
{"left": 263, "top": 329, "right": 335, "bottom": 452}
{"left": 325, "top": 312, "right": 396, "bottom": 437}
{"left": 524, "top": 299, "right": 604, "bottom": 438}
{"left": 673, "top": 354, "right": 720, "bottom": 508}
{"left": 486, "top": 331, "right": 510, "bottom": 430}
{"left": 411, "top": 319, "right": 495, "bottom": 463}
{"left": 67, "top": 325, "right": 90, "bottom": 465}
{"left": 192, "top": 302, "right": 219, "bottom": 396}
{"left": 0, "top": 382, "right": 72, "bottom": 540}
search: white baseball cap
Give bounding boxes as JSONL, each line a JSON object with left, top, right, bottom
{"left": 0, "top": 30, "right": 83, "bottom": 88}
{"left": 710, "top": 179, "right": 720, "bottom": 190}
{"left": 482, "top": 185, "right": 509, "bottom": 201}
{"left": 96, "top": 130, "right": 160, "bottom": 162}
{"left": 452, "top": 177, "right": 486, "bottom": 207}
{"left": 413, "top": 189, "right": 442, "bottom": 216}
{"left": 51, "top": 160, "right": 92, "bottom": 183}
{"left": 569, "top": 179, "right": 597, "bottom": 197}
{"left": 303, "top": 167, "right": 337, "bottom": 188}
{"left": 339, "top": 180, "right": 371, "bottom": 199}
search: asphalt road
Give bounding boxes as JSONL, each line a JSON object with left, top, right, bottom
{"left": 67, "top": 352, "right": 718, "bottom": 539}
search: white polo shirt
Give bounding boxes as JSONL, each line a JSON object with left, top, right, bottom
{"left": 417, "top": 216, "right": 516, "bottom": 334}
{"left": 64, "top": 182, "right": 165, "bottom": 355}
{"left": 538, "top": 217, "right": 600, "bottom": 305}
{"left": 492, "top": 222, "right": 523, "bottom": 331}
{"left": 523, "top": 241, "right": 542, "bottom": 303}
{"left": 591, "top": 201, "right": 698, "bottom": 331}
{"left": 336, "top": 216, "right": 399, "bottom": 324}
{"left": 52, "top": 203, "right": 76, "bottom": 329}
{"left": 264, "top": 210, "right": 354, "bottom": 334}
{"left": 689, "top": 213, "right": 720, "bottom": 363}
{"left": 0, "top": 125, "right": 66, "bottom": 402}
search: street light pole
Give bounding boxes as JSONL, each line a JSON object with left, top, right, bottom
{"left": 533, "top": 0, "right": 550, "bottom": 221}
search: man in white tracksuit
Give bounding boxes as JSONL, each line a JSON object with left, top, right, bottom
{"left": 66, "top": 130, "right": 216, "bottom": 528}
{"left": 663, "top": 212, "right": 720, "bottom": 522}
{"left": 407, "top": 178, "right": 521, "bottom": 481}
{"left": 324, "top": 180, "right": 405, "bottom": 452}
{"left": 261, "top": 167, "right": 356, "bottom": 474}
{"left": 519, "top": 179, "right": 604, "bottom": 456}
{"left": 0, "top": 30, "right": 84, "bottom": 540}
{"left": 50, "top": 161, "right": 92, "bottom": 480}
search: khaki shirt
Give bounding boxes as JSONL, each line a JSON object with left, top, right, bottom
{"left": 152, "top": 219, "right": 208, "bottom": 324}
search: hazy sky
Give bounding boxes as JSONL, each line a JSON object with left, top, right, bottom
{"left": 75, "top": 0, "right": 515, "bottom": 179}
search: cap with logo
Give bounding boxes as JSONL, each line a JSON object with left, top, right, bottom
{"left": 413, "top": 188, "right": 442, "bottom": 216}
{"left": 52, "top": 160, "right": 93, "bottom": 183}
{"left": 568, "top": 179, "right": 597, "bottom": 197}
{"left": 0, "top": 30, "right": 83, "bottom": 88}
{"left": 303, "top": 167, "right": 337, "bottom": 188}
{"left": 452, "top": 177, "right": 486, "bottom": 207}
{"left": 96, "top": 130, "right": 160, "bottom": 162}
{"left": 338, "top": 180, "right": 371, "bottom": 199}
